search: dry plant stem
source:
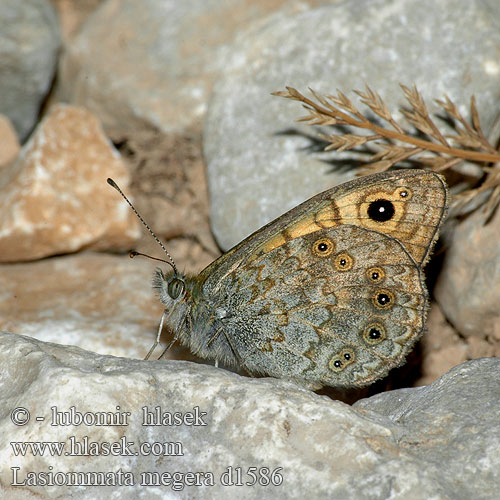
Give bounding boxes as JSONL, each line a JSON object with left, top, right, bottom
{"left": 275, "top": 85, "right": 500, "bottom": 218}
{"left": 281, "top": 87, "right": 500, "bottom": 164}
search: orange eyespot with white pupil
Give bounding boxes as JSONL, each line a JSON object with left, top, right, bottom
{"left": 312, "top": 238, "right": 335, "bottom": 257}
{"left": 168, "top": 278, "right": 185, "bottom": 299}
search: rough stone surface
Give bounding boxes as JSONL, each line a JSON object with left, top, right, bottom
{"left": 57, "top": 0, "right": 319, "bottom": 137}
{"left": 204, "top": 0, "right": 500, "bottom": 249}
{"left": 0, "top": 104, "right": 140, "bottom": 262}
{"left": 354, "top": 358, "right": 500, "bottom": 500}
{"left": 0, "top": 331, "right": 498, "bottom": 499}
{"left": 0, "top": 0, "right": 60, "bottom": 141}
{"left": 0, "top": 115, "right": 20, "bottom": 168}
{"left": 435, "top": 207, "right": 500, "bottom": 344}
{"left": 49, "top": 0, "right": 104, "bottom": 40}
{"left": 111, "top": 126, "right": 220, "bottom": 276}
{"left": 415, "top": 304, "right": 469, "bottom": 386}
{"left": 0, "top": 253, "right": 166, "bottom": 359}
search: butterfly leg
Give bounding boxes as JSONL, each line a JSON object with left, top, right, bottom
{"left": 222, "top": 330, "right": 245, "bottom": 369}
{"left": 157, "top": 337, "right": 177, "bottom": 360}
{"left": 144, "top": 309, "right": 167, "bottom": 360}
{"left": 206, "top": 325, "right": 243, "bottom": 369}
{"left": 157, "top": 308, "right": 188, "bottom": 360}
{"left": 207, "top": 327, "right": 223, "bottom": 368}
{"left": 207, "top": 327, "right": 223, "bottom": 347}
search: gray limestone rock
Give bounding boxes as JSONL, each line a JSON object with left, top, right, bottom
{"left": 355, "top": 358, "right": 500, "bottom": 500}
{"left": 0, "top": 331, "right": 498, "bottom": 499}
{"left": 0, "top": 0, "right": 60, "bottom": 141}
{"left": 435, "top": 207, "right": 500, "bottom": 342}
{"left": 204, "top": 0, "right": 500, "bottom": 249}
{"left": 0, "top": 254, "right": 163, "bottom": 360}
{"left": 56, "top": 0, "right": 318, "bottom": 137}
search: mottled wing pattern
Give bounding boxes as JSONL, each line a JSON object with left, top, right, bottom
{"left": 210, "top": 226, "right": 426, "bottom": 387}
{"left": 200, "top": 170, "right": 448, "bottom": 388}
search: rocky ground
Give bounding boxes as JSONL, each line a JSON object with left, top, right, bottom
{"left": 1, "top": 0, "right": 500, "bottom": 498}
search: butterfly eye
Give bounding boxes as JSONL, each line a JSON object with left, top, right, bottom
{"left": 168, "top": 278, "right": 185, "bottom": 299}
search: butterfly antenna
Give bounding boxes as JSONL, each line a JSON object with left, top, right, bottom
{"left": 107, "top": 178, "right": 178, "bottom": 275}
{"left": 129, "top": 250, "right": 174, "bottom": 265}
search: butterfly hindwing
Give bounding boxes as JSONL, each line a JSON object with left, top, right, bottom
{"left": 210, "top": 224, "right": 427, "bottom": 387}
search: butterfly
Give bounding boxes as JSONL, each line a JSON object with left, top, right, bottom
{"left": 109, "top": 169, "right": 448, "bottom": 389}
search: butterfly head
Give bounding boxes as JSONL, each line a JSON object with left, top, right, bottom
{"left": 152, "top": 267, "right": 201, "bottom": 350}
{"left": 153, "top": 268, "right": 188, "bottom": 306}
